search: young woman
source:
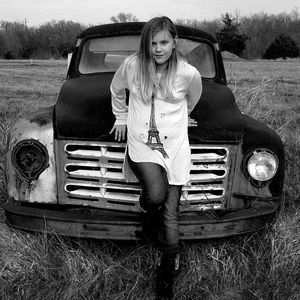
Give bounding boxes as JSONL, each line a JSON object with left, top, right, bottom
{"left": 110, "top": 16, "right": 202, "bottom": 298}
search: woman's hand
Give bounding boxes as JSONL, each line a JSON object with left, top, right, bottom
{"left": 188, "top": 116, "right": 198, "bottom": 127}
{"left": 109, "top": 124, "right": 127, "bottom": 141}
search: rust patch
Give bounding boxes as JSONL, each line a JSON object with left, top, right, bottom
{"left": 28, "top": 106, "right": 54, "bottom": 126}
{"left": 14, "top": 173, "right": 31, "bottom": 200}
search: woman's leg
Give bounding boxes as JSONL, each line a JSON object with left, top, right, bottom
{"left": 128, "top": 157, "right": 168, "bottom": 210}
{"left": 156, "top": 185, "right": 182, "bottom": 299}
{"left": 128, "top": 156, "right": 168, "bottom": 242}
{"left": 158, "top": 185, "right": 182, "bottom": 255}
{"left": 128, "top": 155, "right": 182, "bottom": 251}
{"left": 128, "top": 156, "right": 182, "bottom": 299}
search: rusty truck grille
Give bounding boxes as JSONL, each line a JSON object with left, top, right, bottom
{"left": 57, "top": 141, "right": 236, "bottom": 212}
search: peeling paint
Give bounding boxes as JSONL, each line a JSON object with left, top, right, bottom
{"left": 6, "top": 114, "right": 58, "bottom": 204}
{"left": 28, "top": 106, "right": 54, "bottom": 126}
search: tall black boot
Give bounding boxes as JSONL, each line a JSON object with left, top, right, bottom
{"left": 156, "top": 253, "right": 179, "bottom": 299}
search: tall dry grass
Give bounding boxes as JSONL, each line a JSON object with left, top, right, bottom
{"left": 0, "top": 224, "right": 156, "bottom": 299}
{"left": 226, "top": 60, "right": 300, "bottom": 204}
{"left": 0, "top": 214, "right": 299, "bottom": 299}
{"left": 0, "top": 59, "right": 299, "bottom": 299}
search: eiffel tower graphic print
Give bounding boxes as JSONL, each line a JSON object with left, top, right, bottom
{"left": 146, "top": 95, "right": 169, "bottom": 159}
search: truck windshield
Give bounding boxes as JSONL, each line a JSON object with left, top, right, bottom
{"left": 78, "top": 35, "right": 216, "bottom": 78}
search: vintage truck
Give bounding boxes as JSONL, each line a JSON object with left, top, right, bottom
{"left": 5, "top": 22, "right": 285, "bottom": 240}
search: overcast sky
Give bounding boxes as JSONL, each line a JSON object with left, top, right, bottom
{"left": 1, "top": 0, "right": 299, "bottom": 26}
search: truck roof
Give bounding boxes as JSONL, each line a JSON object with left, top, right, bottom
{"left": 78, "top": 22, "right": 217, "bottom": 43}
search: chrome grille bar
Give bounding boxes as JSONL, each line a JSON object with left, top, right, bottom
{"left": 60, "top": 141, "right": 233, "bottom": 212}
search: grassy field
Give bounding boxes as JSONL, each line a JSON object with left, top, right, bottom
{"left": 0, "top": 58, "right": 299, "bottom": 300}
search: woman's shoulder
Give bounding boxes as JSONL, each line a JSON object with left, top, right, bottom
{"left": 177, "top": 59, "right": 199, "bottom": 78}
{"left": 124, "top": 54, "right": 139, "bottom": 68}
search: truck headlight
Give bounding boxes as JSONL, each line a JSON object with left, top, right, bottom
{"left": 11, "top": 139, "right": 49, "bottom": 181}
{"left": 247, "top": 150, "right": 278, "bottom": 181}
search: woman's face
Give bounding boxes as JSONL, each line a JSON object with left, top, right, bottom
{"left": 151, "top": 29, "right": 176, "bottom": 71}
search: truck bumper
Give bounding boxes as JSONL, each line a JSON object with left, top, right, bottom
{"left": 4, "top": 203, "right": 279, "bottom": 240}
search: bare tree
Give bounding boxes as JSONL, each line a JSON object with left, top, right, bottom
{"left": 110, "top": 13, "right": 139, "bottom": 23}
{"left": 0, "top": 21, "right": 32, "bottom": 58}
{"left": 175, "top": 18, "right": 221, "bottom": 36}
{"left": 37, "top": 20, "right": 85, "bottom": 58}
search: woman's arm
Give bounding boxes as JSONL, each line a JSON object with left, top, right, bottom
{"left": 110, "top": 59, "right": 129, "bottom": 141}
{"left": 187, "top": 69, "right": 202, "bottom": 115}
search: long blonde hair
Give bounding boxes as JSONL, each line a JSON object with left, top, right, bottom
{"left": 134, "top": 16, "right": 179, "bottom": 102}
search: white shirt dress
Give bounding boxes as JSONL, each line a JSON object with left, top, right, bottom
{"left": 110, "top": 56, "right": 202, "bottom": 185}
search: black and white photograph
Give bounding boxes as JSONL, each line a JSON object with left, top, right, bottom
{"left": 0, "top": 1, "right": 299, "bottom": 299}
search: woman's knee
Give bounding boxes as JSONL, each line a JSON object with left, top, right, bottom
{"left": 130, "top": 161, "right": 168, "bottom": 205}
{"left": 148, "top": 183, "right": 168, "bottom": 204}
{"left": 140, "top": 183, "right": 167, "bottom": 209}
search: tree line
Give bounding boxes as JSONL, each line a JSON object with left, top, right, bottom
{"left": 0, "top": 10, "right": 299, "bottom": 59}
{"left": 176, "top": 9, "right": 300, "bottom": 59}
{"left": 0, "top": 20, "right": 85, "bottom": 59}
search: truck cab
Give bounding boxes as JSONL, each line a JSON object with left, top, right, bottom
{"left": 5, "top": 22, "right": 284, "bottom": 239}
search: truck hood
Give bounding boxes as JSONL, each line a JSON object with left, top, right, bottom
{"left": 55, "top": 74, "right": 115, "bottom": 141}
{"left": 54, "top": 75, "right": 244, "bottom": 142}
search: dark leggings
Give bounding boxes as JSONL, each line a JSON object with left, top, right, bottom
{"left": 128, "top": 156, "right": 182, "bottom": 255}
